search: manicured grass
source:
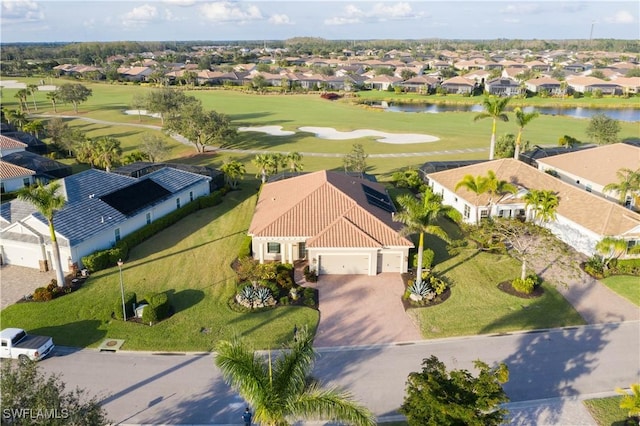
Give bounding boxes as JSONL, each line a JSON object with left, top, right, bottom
{"left": 583, "top": 396, "right": 630, "bottom": 426}
{"left": 601, "top": 275, "right": 640, "bottom": 306}
{"left": 0, "top": 184, "right": 319, "bottom": 351}
{"left": 408, "top": 246, "right": 586, "bottom": 339}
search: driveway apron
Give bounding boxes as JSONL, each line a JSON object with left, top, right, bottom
{"left": 308, "top": 273, "right": 422, "bottom": 347}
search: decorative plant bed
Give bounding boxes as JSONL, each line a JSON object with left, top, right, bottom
{"left": 497, "top": 281, "right": 544, "bottom": 299}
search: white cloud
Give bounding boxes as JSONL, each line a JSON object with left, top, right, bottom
{"left": 83, "top": 18, "right": 96, "bottom": 29}
{"left": 1, "top": 0, "right": 44, "bottom": 23}
{"left": 199, "top": 2, "right": 263, "bottom": 23}
{"left": 269, "top": 14, "right": 291, "bottom": 25}
{"left": 326, "top": 2, "right": 421, "bottom": 26}
{"left": 500, "top": 4, "right": 541, "bottom": 15}
{"left": 121, "top": 4, "right": 159, "bottom": 27}
{"left": 164, "top": 8, "right": 179, "bottom": 22}
{"left": 163, "top": 0, "right": 196, "bottom": 6}
{"left": 604, "top": 10, "right": 635, "bottom": 24}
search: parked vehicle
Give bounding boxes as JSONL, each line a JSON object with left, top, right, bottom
{"left": 0, "top": 328, "right": 55, "bottom": 363}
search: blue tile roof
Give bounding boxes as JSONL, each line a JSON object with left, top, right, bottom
{"left": 24, "top": 167, "right": 210, "bottom": 246}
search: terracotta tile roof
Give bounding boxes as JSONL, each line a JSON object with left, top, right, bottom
{"left": 248, "top": 171, "right": 412, "bottom": 248}
{"left": 427, "top": 158, "right": 640, "bottom": 238}
{"left": 0, "top": 135, "right": 27, "bottom": 150}
{"left": 536, "top": 144, "right": 640, "bottom": 187}
{"left": 0, "top": 160, "right": 35, "bottom": 179}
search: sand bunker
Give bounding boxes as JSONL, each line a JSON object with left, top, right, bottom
{"left": 237, "top": 125, "right": 295, "bottom": 136}
{"left": 238, "top": 125, "right": 439, "bottom": 144}
{"left": 0, "top": 80, "right": 56, "bottom": 91}
{"left": 124, "top": 109, "right": 162, "bottom": 118}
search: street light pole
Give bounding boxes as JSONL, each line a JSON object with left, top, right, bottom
{"left": 117, "top": 259, "right": 126, "bottom": 322}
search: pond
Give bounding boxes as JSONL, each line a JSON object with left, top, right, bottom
{"left": 376, "top": 102, "right": 640, "bottom": 122}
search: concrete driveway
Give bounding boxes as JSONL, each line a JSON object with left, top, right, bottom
{"left": 307, "top": 273, "right": 422, "bottom": 347}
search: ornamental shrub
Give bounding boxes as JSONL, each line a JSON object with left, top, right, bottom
{"left": 113, "top": 291, "right": 137, "bottom": 320}
{"left": 33, "top": 287, "right": 53, "bottom": 302}
{"left": 413, "top": 249, "right": 435, "bottom": 270}
{"left": 511, "top": 275, "right": 539, "bottom": 294}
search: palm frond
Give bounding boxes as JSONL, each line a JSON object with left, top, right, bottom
{"left": 214, "top": 338, "right": 270, "bottom": 407}
{"left": 287, "top": 384, "right": 376, "bottom": 426}
{"left": 272, "top": 327, "right": 316, "bottom": 400}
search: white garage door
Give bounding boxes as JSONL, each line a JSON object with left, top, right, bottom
{"left": 318, "top": 254, "right": 369, "bottom": 275}
{"left": 377, "top": 252, "right": 402, "bottom": 273}
{"left": 2, "top": 243, "right": 42, "bottom": 269}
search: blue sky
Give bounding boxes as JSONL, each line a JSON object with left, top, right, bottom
{"left": 1, "top": 0, "right": 638, "bottom": 43}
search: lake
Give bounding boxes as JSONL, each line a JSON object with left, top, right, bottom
{"left": 379, "top": 102, "right": 640, "bottom": 122}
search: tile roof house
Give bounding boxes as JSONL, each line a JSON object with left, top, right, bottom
{"left": 535, "top": 143, "right": 640, "bottom": 209}
{"left": 0, "top": 167, "right": 211, "bottom": 273}
{"left": 426, "top": 158, "right": 640, "bottom": 257}
{"left": 0, "top": 161, "right": 35, "bottom": 193}
{"left": 248, "top": 171, "right": 413, "bottom": 275}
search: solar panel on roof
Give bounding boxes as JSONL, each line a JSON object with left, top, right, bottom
{"left": 361, "top": 184, "right": 395, "bottom": 213}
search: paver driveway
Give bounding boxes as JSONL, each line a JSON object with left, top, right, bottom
{"left": 307, "top": 273, "right": 422, "bottom": 347}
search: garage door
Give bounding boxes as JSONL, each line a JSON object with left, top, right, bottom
{"left": 2, "top": 242, "right": 42, "bottom": 269}
{"left": 318, "top": 254, "right": 369, "bottom": 275}
{"left": 377, "top": 252, "right": 402, "bottom": 273}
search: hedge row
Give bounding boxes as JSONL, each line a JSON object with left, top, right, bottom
{"left": 113, "top": 291, "right": 137, "bottom": 320}
{"left": 82, "top": 191, "right": 223, "bottom": 272}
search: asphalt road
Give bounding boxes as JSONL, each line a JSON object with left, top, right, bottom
{"left": 34, "top": 321, "right": 639, "bottom": 425}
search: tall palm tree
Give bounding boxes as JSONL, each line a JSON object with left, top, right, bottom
{"left": 513, "top": 107, "right": 539, "bottom": 159}
{"left": 220, "top": 160, "right": 246, "bottom": 190}
{"left": 27, "top": 84, "right": 39, "bottom": 112}
{"left": 4, "top": 108, "right": 29, "bottom": 131}
{"left": 523, "top": 189, "right": 559, "bottom": 225}
{"left": 394, "top": 186, "right": 461, "bottom": 285}
{"left": 253, "top": 153, "right": 271, "bottom": 184}
{"left": 285, "top": 152, "right": 303, "bottom": 174}
{"left": 23, "top": 119, "right": 45, "bottom": 139}
{"left": 455, "top": 173, "right": 491, "bottom": 224}
{"left": 215, "top": 328, "right": 376, "bottom": 426}
{"left": 474, "top": 95, "right": 510, "bottom": 160}
{"left": 603, "top": 167, "right": 640, "bottom": 208}
{"left": 46, "top": 91, "right": 59, "bottom": 113}
{"left": 17, "top": 181, "right": 67, "bottom": 287}
{"left": 14, "top": 89, "right": 30, "bottom": 113}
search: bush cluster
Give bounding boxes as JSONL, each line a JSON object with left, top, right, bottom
{"left": 113, "top": 291, "right": 137, "bottom": 320}
{"left": 583, "top": 256, "right": 640, "bottom": 278}
{"left": 32, "top": 280, "right": 76, "bottom": 302}
{"left": 303, "top": 265, "right": 318, "bottom": 282}
{"left": 511, "top": 274, "right": 540, "bottom": 294}
{"left": 141, "top": 292, "right": 171, "bottom": 325}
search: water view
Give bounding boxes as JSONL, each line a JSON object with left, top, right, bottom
{"left": 380, "top": 102, "right": 640, "bottom": 122}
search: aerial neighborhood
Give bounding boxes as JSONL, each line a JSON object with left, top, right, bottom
{"left": 0, "top": 36, "right": 639, "bottom": 425}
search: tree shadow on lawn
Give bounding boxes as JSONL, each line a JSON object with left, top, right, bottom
{"left": 223, "top": 129, "right": 310, "bottom": 151}
{"left": 228, "top": 111, "right": 274, "bottom": 123}
{"left": 29, "top": 319, "right": 105, "bottom": 350}
{"left": 164, "top": 289, "right": 205, "bottom": 314}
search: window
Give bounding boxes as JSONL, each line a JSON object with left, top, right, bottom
{"left": 146, "top": 212, "right": 151, "bottom": 225}
{"left": 480, "top": 209, "right": 489, "bottom": 219}
{"left": 298, "top": 242, "right": 307, "bottom": 259}
{"left": 176, "top": 198, "right": 181, "bottom": 209}
{"left": 463, "top": 205, "right": 470, "bottom": 219}
{"left": 628, "top": 240, "right": 637, "bottom": 250}
{"left": 585, "top": 184, "right": 592, "bottom": 193}
{"left": 267, "top": 242, "right": 281, "bottom": 254}
{"left": 115, "top": 228, "right": 121, "bottom": 242}
{"left": 23, "top": 178, "right": 30, "bottom": 186}
{"left": 189, "top": 191, "right": 194, "bottom": 202}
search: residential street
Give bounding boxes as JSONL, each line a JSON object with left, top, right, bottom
{"left": 36, "top": 321, "right": 640, "bottom": 425}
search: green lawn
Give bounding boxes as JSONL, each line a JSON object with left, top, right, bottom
{"left": 0, "top": 184, "right": 319, "bottom": 351}
{"left": 408, "top": 246, "right": 586, "bottom": 339}
{"left": 601, "top": 275, "right": 640, "bottom": 306}
{"left": 583, "top": 396, "right": 630, "bottom": 426}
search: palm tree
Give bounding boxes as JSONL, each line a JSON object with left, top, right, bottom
{"left": 93, "top": 137, "right": 122, "bottom": 172}
{"left": 474, "top": 95, "right": 510, "bottom": 160}
{"left": 215, "top": 328, "right": 376, "bottom": 426}
{"left": 221, "top": 160, "right": 246, "bottom": 190}
{"left": 23, "top": 119, "right": 45, "bottom": 139}
{"left": 17, "top": 181, "right": 67, "bottom": 287}
{"left": 595, "top": 237, "right": 628, "bottom": 269}
{"left": 513, "top": 107, "right": 539, "bottom": 159}
{"left": 253, "top": 153, "right": 271, "bottom": 184}
{"left": 14, "top": 89, "right": 30, "bottom": 113}
{"left": 394, "top": 186, "right": 461, "bottom": 285}
{"left": 455, "top": 173, "right": 491, "bottom": 224}
{"left": 46, "top": 91, "right": 59, "bottom": 113}
{"left": 285, "top": 152, "right": 303, "bottom": 174}
{"left": 484, "top": 170, "right": 517, "bottom": 216}
{"left": 27, "top": 84, "right": 39, "bottom": 112}
{"left": 4, "top": 108, "right": 29, "bottom": 131}
{"left": 603, "top": 168, "right": 640, "bottom": 208}
{"left": 523, "top": 189, "right": 559, "bottom": 225}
